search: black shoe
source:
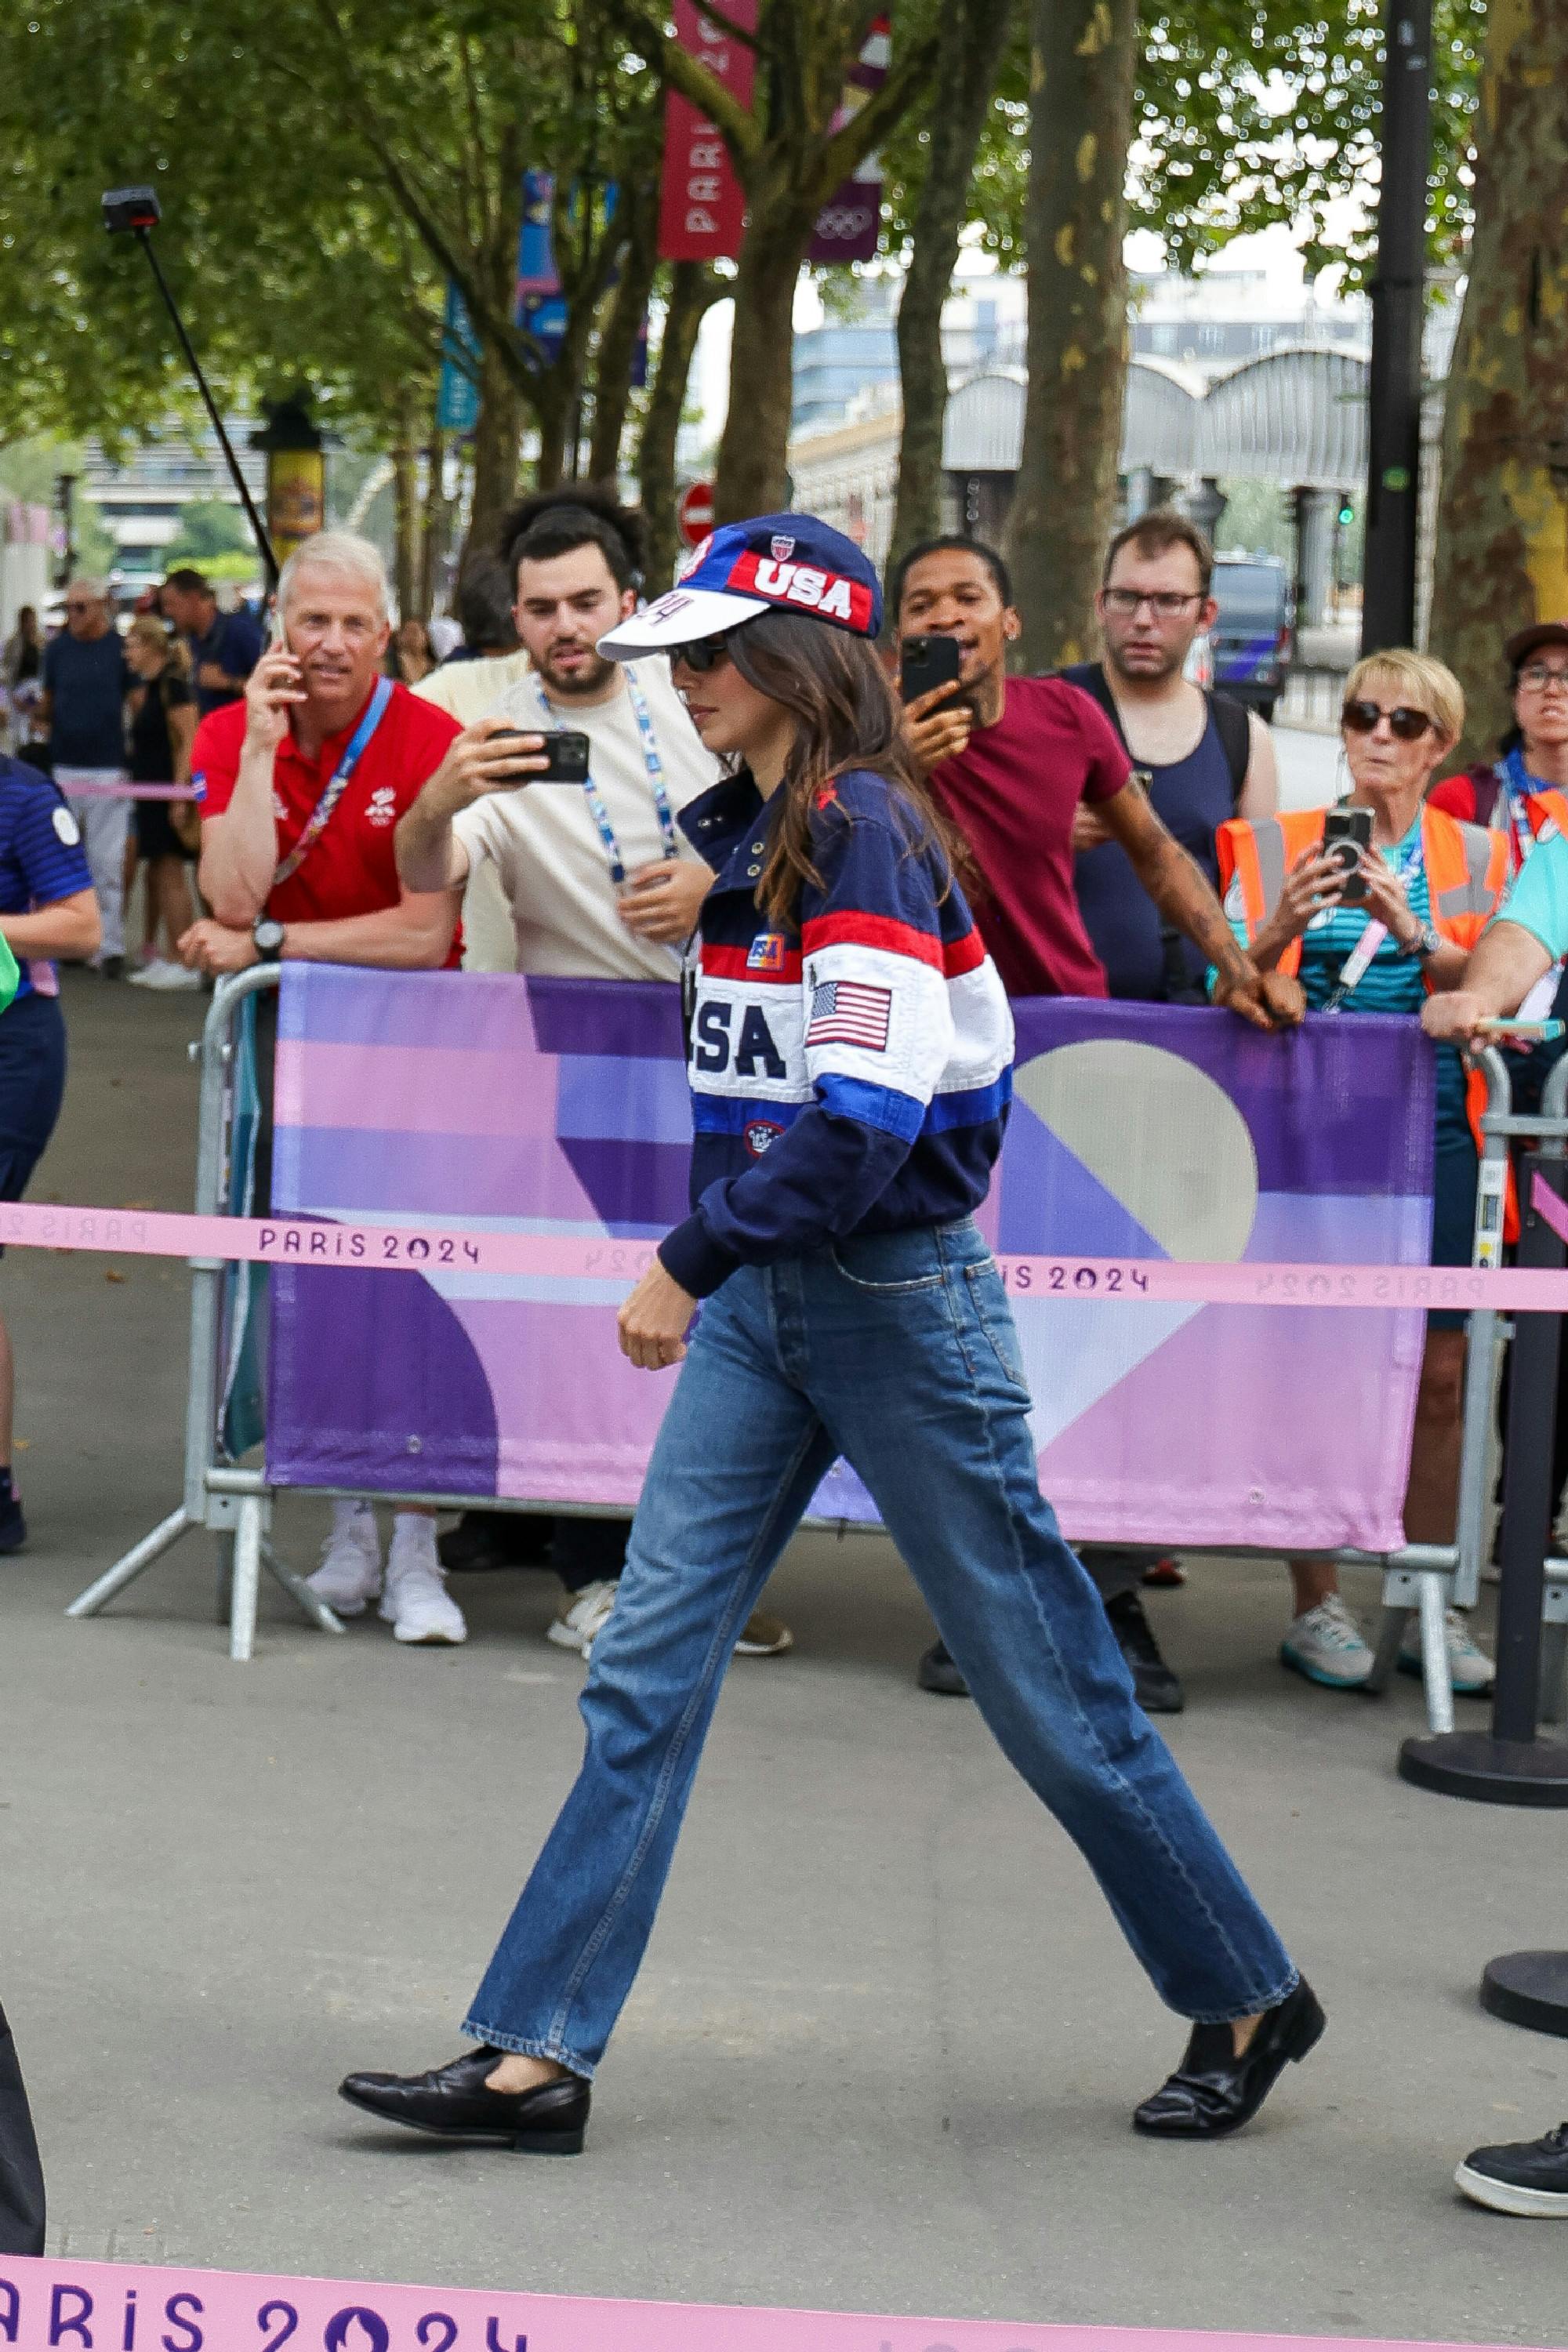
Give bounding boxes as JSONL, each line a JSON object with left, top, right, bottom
{"left": 437, "top": 1509, "right": 554, "bottom": 1574}
{"left": 339, "top": 2047, "right": 589, "bottom": 2154}
{"left": 1134, "top": 1979, "right": 1326, "bottom": 2139}
{"left": 917, "top": 1639, "right": 970, "bottom": 1697}
{"left": 0, "top": 1491, "right": 26, "bottom": 1554}
{"left": 99, "top": 954, "right": 125, "bottom": 981}
{"left": 1104, "top": 1588, "right": 1185, "bottom": 1713}
{"left": 1456, "top": 2121, "right": 1568, "bottom": 2216}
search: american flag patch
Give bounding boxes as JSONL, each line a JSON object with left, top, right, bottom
{"left": 806, "top": 978, "right": 891, "bottom": 1052}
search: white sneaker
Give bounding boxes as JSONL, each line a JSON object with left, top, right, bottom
{"left": 1400, "top": 1606, "right": 1495, "bottom": 1694}
{"left": 141, "top": 959, "right": 202, "bottom": 991}
{"left": 547, "top": 1579, "right": 619, "bottom": 1656}
{"left": 308, "top": 1504, "right": 382, "bottom": 1617}
{"left": 379, "top": 1521, "right": 466, "bottom": 1644}
{"left": 1280, "top": 1593, "right": 1374, "bottom": 1690}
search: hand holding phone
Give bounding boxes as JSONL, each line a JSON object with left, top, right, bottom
{"left": 1323, "top": 806, "right": 1374, "bottom": 905}
{"left": 489, "top": 727, "right": 590, "bottom": 783}
{"left": 899, "top": 633, "right": 964, "bottom": 703}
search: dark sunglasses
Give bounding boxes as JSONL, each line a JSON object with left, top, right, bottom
{"left": 671, "top": 631, "right": 735, "bottom": 675}
{"left": 1341, "top": 700, "right": 1434, "bottom": 742}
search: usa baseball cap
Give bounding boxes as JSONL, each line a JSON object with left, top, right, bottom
{"left": 598, "top": 510, "right": 883, "bottom": 659}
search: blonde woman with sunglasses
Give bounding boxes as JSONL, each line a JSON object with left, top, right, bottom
{"left": 1217, "top": 650, "right": 1508, "bottom": 1696}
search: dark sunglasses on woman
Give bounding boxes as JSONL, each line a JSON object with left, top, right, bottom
{"left": 1341, "top": 700, "right": 1434, "bottom": 741}
{"left": 672, "top": 631, "right": 735, "bottom": 675}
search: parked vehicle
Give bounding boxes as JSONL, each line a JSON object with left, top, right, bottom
{"left": 1210, "top": 556, "right": 1294, "bottom": 721}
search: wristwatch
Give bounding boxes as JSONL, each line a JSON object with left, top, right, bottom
{"left": 252, "top": 915, "right": 286, "bottom": 963}
{"left": 1400, "top": 920, "right": 1441, "bottom": 961}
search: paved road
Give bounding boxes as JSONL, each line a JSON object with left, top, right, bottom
{"left": 2, "top": 971, "right": 1563, "bottom": 2336}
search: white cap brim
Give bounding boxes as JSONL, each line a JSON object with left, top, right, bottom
{"left": 597, "top": 586, "right": 770, "bottom": 659}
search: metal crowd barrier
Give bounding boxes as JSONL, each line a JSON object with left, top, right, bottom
{"left": 65, "top": 982, "right": 1568, "bottom": 1708}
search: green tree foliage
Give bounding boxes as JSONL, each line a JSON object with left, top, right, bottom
{"left": 163, "top": 499, "right": 254, "bottom": 567}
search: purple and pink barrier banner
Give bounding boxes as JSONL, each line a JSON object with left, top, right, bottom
{"left": 265, "top": 972, "right": 1436, "bottom": 1554}
{"left": 0, "top": 2256, "right": 1542, "bottom": 2352}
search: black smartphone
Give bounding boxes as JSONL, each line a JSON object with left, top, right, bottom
{"left": 899, "top": 633, "right": 964, "bottom": 702}
{"left": 491, "top": 728, "right": 591, "bottom": 783}
{"left": 1323, "top": 805, "right": 1374, "bottom": 903}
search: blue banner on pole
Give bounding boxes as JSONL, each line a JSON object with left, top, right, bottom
{"left": 436, "top": 282, "right": 481, "bottom": 434}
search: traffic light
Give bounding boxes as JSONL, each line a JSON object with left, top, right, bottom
{"left": 1338, "top": 499, "right": 1356, "bottom": 527}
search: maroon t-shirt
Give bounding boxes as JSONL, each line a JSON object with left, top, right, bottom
{"left": 927, "top": 676, "right": 1130, "bottom": 998}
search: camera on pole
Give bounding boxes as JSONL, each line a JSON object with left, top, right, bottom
{"left": 101, "top": 185, "right": 279, "bottom": 591}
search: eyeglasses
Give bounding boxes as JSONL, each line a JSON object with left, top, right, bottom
{"left": 671, "top": 631, "right": 735, "bottom": 675}
{"left": 1517, "top": 665, "right": 1568, "bottom": 694}
{"left": 1102, "top": 588, "right": 1203, "bottom": 618}
{"left": 64, "top": 600, "right": 96, "bottom": 614}
{"left": 1341, "top": 700, "right": 1435, "bottom": 741}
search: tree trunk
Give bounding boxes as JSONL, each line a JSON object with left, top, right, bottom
{"left": 714, "top": 198, "right": 819, "bottom": 521}
{"left": 1007, "top": 0, "right": 1138, "bottom": 673}
{"left": 534, "top": 381, "right": 570, "bottom": 490}
{"left": 590, "top": 183, "right": 660, "bottom": 484}
{"left": 637, "top": 263, "right": 724, "bottom": 593}
{"left": 419, "top": 426, "right": 452, "bottom": 617}
{"left": 889, "top": 0, "right": 1018, "bottom": 571}
{"left": 390, "top": 394, "right": 420, "bottom": 619}
{"left": 1428, "top": 0, "right": 1568, "bottom": 761}
{"left": 466, "top": 346, "right": 524, "bottom": 561}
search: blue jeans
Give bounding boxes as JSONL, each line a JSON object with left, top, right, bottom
{"left": 465, "top": 1219, "right": 1298, "bottom": 2077}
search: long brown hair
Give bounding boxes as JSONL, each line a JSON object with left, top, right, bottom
{"left": 724, "top": 608, "right": 964, "bottom": 929}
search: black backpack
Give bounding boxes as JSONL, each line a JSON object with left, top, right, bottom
{"left": 1058, "top": 660, "right": 1252, "bottom": 806}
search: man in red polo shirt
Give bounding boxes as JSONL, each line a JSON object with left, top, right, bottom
{"left": 180, "top": 530, "right": 530, "bottom": 1646}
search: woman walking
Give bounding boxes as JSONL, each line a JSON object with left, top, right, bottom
{"left": 123, "top": 615, "right": 201, "bottom": 991}
{"left": 339, "top": 515, "right": 1320, "bottom": 2154}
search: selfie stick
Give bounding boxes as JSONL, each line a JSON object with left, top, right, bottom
{"left": 102, "top": 187, "right": 279, "bottom": 593}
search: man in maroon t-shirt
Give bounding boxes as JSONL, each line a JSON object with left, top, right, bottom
{"left": 891, "top": 535, "right": 1301, "bottom": 1712}
{"left": 893, "top": 535, "right": 1288, "bottom": 1016}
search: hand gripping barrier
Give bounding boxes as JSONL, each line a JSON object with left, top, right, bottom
{"left": 60, "top": 980, "right": 1568, "bottom": 1724}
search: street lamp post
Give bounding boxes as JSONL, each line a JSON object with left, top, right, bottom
{"left": 1361, "top": 0, "right": 1434, "bottom": 654}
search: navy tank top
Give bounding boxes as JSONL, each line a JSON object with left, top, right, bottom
{"left": 1069, "top": 699, "right": 1238, "bottom": 1000}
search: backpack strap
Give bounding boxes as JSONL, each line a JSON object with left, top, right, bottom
{"left": 1206, "top": 690, "right": 1252, "bottom": 807}
{"left": 1057, "top": 661, "right": 1130, "bottom": 754}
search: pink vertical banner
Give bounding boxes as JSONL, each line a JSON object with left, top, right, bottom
{"left": 657, "top": 0, "right": 757, "bottom": 262}
{"left": 810, "top": 11, "right": 891, "bottom": 264}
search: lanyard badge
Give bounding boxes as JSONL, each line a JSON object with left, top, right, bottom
{"left": 535, "top": 664, "right": 680, "bottom": 889}
{"left": 274, "top": 675, "right": 394, "bottom": 886}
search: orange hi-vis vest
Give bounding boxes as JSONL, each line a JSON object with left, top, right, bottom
{"left": 1217, "top": 802, "right": 1513, "bottom": 1232}
{"left": 1521, "top": 787, "right": 1568, "bottom": 856}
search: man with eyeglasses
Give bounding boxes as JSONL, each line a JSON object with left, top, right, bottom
{"left": 892, "top": 533, "right": 1301, "bottom": 1710}
{"left": 1062, "top": 512, "right": 1278, "bottom": 1003}
{"left": 396, "top": 491, "right": 792, "bottom": 1663}
{"left": 38, "top": 578, "right": 134, "bottom": 977}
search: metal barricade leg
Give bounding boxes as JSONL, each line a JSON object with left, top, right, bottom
{"left": 64, "top": 1507, "right": 192, "bottom": 1620}
{"left": 228, "top": 1493, "right": 264, "bottom": 1663}
{"left": 262, "top": 1540, "right": 344, "bottom": 1634}
{"left": 1417, "top": 1572, "right": 1456, "bottom": 1735}
{"left": 1367, "top": 1599, "right": 1410, "bottom": 1695}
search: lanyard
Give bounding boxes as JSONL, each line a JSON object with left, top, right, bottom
{"left": 1322, "top": 833, "right": 1424, "bottom": 1014}
{"left": 1497, "top": 750, "right": 1543, "bottom": 872}
{"left": 534, "top": 663, "right": 680, "bottom": 889}
{"left": 274, "top": 676, "right": 394, "bottom": 886}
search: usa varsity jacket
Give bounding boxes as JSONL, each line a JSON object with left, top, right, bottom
{"left": 656, "top": 766, "right": 1016, "bottom": 1298}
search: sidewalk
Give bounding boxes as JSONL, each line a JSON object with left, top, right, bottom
{"left": 2, "top": 971, "right": 1563, "bottom": 2338}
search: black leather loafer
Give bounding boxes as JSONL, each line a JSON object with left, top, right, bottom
{"left": 339, "top": 2047, "right": 589, "bottom": 2154}
{"left": 917, "top": 1639, "right": 971, "bottom": 1696}
{"left": 1133, "top": 1979, "right": 1325, "bottom": 2139}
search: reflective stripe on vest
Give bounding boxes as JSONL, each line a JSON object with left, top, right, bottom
{"left": 1217, "top": 805, "right": 1508, "bottom": 977}
{"left": 1529, "top": 788, "right": 1568, "bottom": 844}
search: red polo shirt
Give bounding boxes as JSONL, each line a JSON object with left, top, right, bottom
{"left": 191, "top": 680, "right": 463, "bottom": 963}
{"left": 926, "top": 676, "right": 1129, "bottom": 999}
